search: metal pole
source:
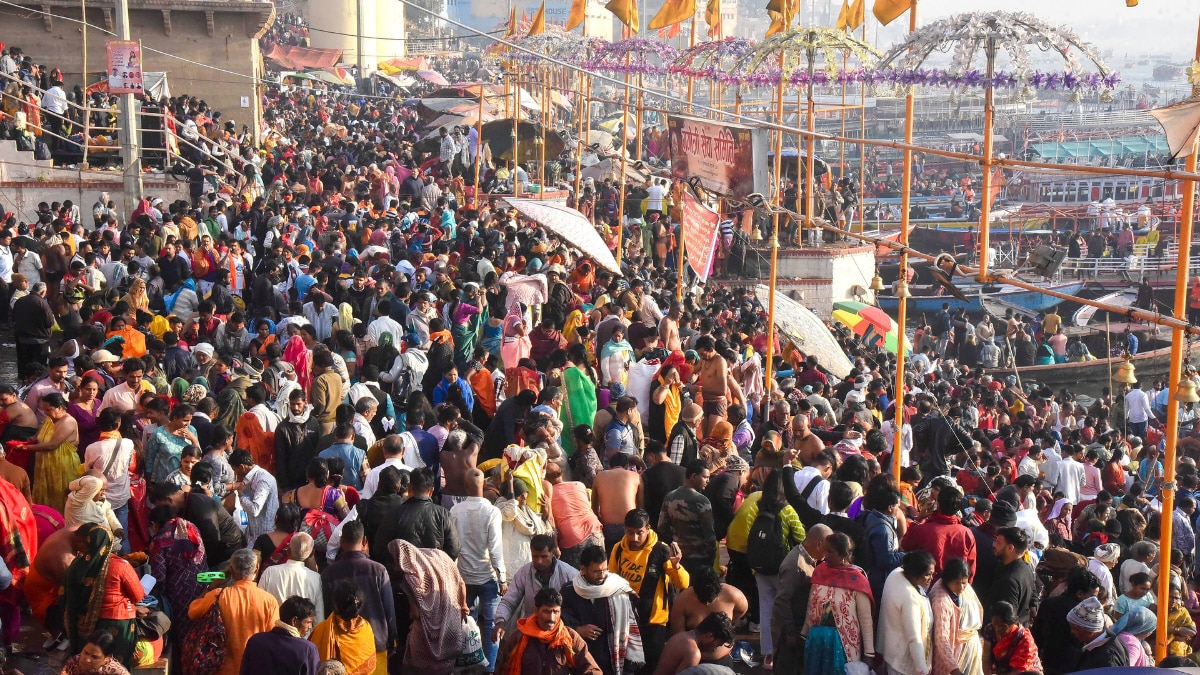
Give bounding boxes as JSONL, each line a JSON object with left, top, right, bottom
{"left": 513, "top": 72, "right": 520, "bottom": 195}
{"left": 804, "top": 54, "right": 816, "bottom": 247}
{"left": 80, "top": 0, "right": 90, "bottom": 169}
{"left": 892, "top": 0, "right": 917, "bottom": 478}
{"left": 539, "top": 71, "right": 547, "bottom": 201}
{"left": 977, "top": 34, "right": 997, "bottom": 281}
{"left": 356, "top": 0, "right": 366, "bottom": 92}
{"left": 1154, "top": 13, "right": 1200, "bottom": 663}
{"left": 115, "top": 0, "right": 142, "bottom": 210}
{"left": 574, "top": 71, "right": 586, "bottom": 218}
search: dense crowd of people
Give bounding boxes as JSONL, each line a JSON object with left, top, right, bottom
{"left": 0, "top": 35, "right": 1199, "bottom": 675}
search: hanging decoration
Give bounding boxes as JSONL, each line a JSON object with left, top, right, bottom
{"left": 668, "top": 37, "right": 755, "bottom": 80}
{"left": 585, "top": 38, "right": 681, "bottom": 76}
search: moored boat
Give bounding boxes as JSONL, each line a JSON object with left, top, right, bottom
{"left": 876, "top": 281, "right": 1085, "bottom": 314}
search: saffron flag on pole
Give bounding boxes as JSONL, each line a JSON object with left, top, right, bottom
{"left": 649, "top": 0, "right": 696, "bottom": 30}
{"left": 872, "top": 0, "right": 908, "bottom": 26}
{"left": 836, "top": 0, "right": 850, "bottom": 30}
{"left": 527, "top": 2, "right": 546, "bottom": 36}
{"left": 849, "top": 0, "right": 865, "bottom": 29}
{"left": 705, "top": 0, "right": 722, "bottom": 37}
{"left": 607, "top": 0, "right": 640, "bottom": 34}
{"left": 681, "top": 191, "right": 721, "bottom": 283}
{"left": 567, "top": 0, "right": 587, "bottom": 30}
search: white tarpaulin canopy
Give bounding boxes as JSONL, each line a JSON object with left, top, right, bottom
{"left": 754, "top": 284, "right": 853, "bottom": 380}
{"left": 505, "top": 198, "right": 621, "bottom": 275}
{"left": 1149, "top": 96, "right": 1200, "bottom": 159}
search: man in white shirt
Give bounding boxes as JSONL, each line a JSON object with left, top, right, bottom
{"left": 645, "top": 179, "right": 668, "bottom": 217}
{"left": 793, "top": 450, "right": 836, "bottom": 515}
{"left": 449, "top": 469, "right": 507, "bottom": 671}
{"left": 83, "top": 407, "right": 134, "bottom": 552}
{"left": 1054, "top": 443, "right": 1086, "bottom": 505}
{"left": 302, "top": 291, "right": 340, "bottom": 342}
{"left": 1124, "top": 381, "right": 1157, "bottom": 440}
{"left": 0, "top": 229, "right": 14, "bottom": 319}
{"left": 99, "top": 358, "right": 152, "bottom": 413}
{"left": 42, "top": 80, "right": 68, "bottom": 142}
{"left": 366, "top": 302, "right": 405, "bottom": 348}
{"left": 361, "top": 434, "right": 410, "bottom": 499}
{"left": 258, "top": 532, "right": 325, "bottom": 621}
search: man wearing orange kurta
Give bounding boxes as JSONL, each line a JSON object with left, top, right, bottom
{"left": 188, "top": 549, "right": 280, "bottom": 675}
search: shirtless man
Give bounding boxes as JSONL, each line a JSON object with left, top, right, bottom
{"left": 653, "top": 612, "right": 737, "bottom": 675}
{"left": 0, "top": 383, "right": 39, "bottom": 441}
{"left": 793, "top": 414, "right": 826, "bottom": 466}
{"left": 27, "top": 522, "right": 81, "bottom": 628}
{"left": 439, "top": 428, "right": 481, "bottom": 508}
{"left": 592, "top": 452, "right": 643, "bottom": 551}
{"left": 695, "top": 336, "right": 728, "bottom": 438}
{"left": 659, "top": 302, "right": 683, "bottom": 353}
{"left": 668, "top": 566, "right": 748, "bottom": 634}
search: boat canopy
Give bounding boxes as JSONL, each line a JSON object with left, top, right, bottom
{"left": 1027, "top": 136, "right": 1171, "bottom": 161}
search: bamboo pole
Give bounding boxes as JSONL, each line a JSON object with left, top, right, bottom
{"left": 764, "top": 49, "right": 787, "bottom": 390}
{"left": 540, "top": 69, "right": 547, "bottom": 201}
{"left": 1155, "top": 13, "right": 1200, "bottom": 664}
{"left": 513, "top": 73, "right": 521, "bottom": 194}
{"left": 893, "top": 0, "right": 917, "bottom": 479}
{"left": 687, "top": 12, "right": 699, "bottom": 113}
{"left": 859, "top": 21, "right": 867, "bottom": 235}
{"left": 617, "top": 65, "right": 631, "bottom": 267}
{"left": 81, "top": 0, "right": 89, "bottom": 169}
{"left": 635, "top": 73, "right": 644, "bottom": 162}
{"left": 977, "top": 34, "right": 998, "bottom": 281}
{"left": 804, "top": 58, "right": 816, "bottom": 248}
{"left": 474, "top": 83, "right": 485, "bottom": 208}
{"left": 574, "top": 71, "right": 587, "bottom": 219}
{"left": 677, "top": 182, "right": 686, "bottom": 301}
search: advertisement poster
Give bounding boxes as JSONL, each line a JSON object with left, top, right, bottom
{"left": 681, "top": 191, "right": 721, "bottom": 283}
{"left": 106, "top": 40, "right": 144, "bottom": 95}
{"left": 667, "top": 114, "right": 767, "bottom": 199}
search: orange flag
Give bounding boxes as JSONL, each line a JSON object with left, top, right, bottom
{"left": 526, "top": 2, "right": 546, "bottom": 36}
{"left": 872, "top": 0, "right": 908, "bottom": 26}
{"left": 606, "top": 0, "right": 639, "bottom": 33}
{"left": 567, "top": 0, "right": 587, "bottom": 30}
{"left": 836, "top": 0, "right": 850, "bottom": 30}
{"left": 648, "top": 0, "right": 696, "bottom": 30}
{"left": 705, "top": 0, "right": 722, "bottom": 38}
{"left": 849, "top": 0, "right": 865, "bottom": 29}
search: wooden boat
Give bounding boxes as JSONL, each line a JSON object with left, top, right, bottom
{"left": 1072, "top": 291, "right": 1138, "bottom": 327}
{"left": 876, "top": 281, "right": 1086, "bottom": 314}
{"left": 986, "top": 342, "right": 1183, "bottom": 395}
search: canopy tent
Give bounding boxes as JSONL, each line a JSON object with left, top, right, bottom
{"left": 378, "top": 56, "right": 430, "bottom": 74}
{"left": 1149, "top": 96, "right": 1200, "bottom": 159}
{"left": 374, "top": 71, "right": 415, "bottom": 89}
{"left": 264, "top": 44, "right": 343, "bottom": 70}
{"left": 479, "top": 120, "right": 566, "bottom": 162}
{"left": 504, "top": 198, "right": 620, "bottom": 274}
{"left": 580, "top": 157, "right": 650, "bottom": 184}
{"left": 754, "top": 284, "right": 854, "bottom": 380}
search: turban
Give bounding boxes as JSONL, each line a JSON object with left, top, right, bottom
{"left": 183, "top": 384, "right": 209, "bottom": 405}
{"left": 1093, "top": 543, "right": 1120, "bottom": 565}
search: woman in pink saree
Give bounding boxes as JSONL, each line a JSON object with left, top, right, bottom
{"left": 283, "top": 328, "right": 313, "bottom": 392}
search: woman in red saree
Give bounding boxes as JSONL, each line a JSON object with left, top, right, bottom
{"left": 804, "top": 532, "right": 875, "bottom": 670}
{"left": 0, "top": 476, "right": 37, "bottom": 645}
{"left": 985, "top": 601, "right": 1041, "bottom": 674}
{"left": 283, "top": 328, "right": 313, "bottom": 392}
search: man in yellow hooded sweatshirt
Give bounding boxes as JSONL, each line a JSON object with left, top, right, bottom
{"left": 609, "top": 508, "right": 690, "bottom": 671}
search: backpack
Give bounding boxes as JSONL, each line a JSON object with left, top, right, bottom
{"left": 746, "top": 507, "right": 789, "bottom": 575}
{"left": 34, "top": 141, "right": 51, "bottom": 160}
{"left": 181, "top": 587, "right": 227, "bottom": 675}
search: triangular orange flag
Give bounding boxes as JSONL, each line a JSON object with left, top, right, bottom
{"left": 648, "top": 0, "right": 696, "bottom": 30}
{"left": 607, "top": 0, "right": 639, "bottom": 33}
{"left": 526, "top": 2, "right": 546, "bottom": 36}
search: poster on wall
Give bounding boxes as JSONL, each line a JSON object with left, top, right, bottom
{"left": 666, "top": 114, "right": 768, "bottom": 199}
{"left": 681, "top": 191, "right": 721, "bottom": 283}
{"left": 106, "top": 40, "right": 144, "bottom": 95}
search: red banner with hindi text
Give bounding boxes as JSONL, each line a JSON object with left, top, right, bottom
{"left": 682, "top": 191, "right": 721, "bottom": 283}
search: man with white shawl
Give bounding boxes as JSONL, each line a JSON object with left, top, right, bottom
{"left": 1089, "top": 543, "right": 1120, "bottom": 611}
{"left": 560, "top": 544, "right": 644, "bottom": 675}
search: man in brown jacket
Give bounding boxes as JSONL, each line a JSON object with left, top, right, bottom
{"left": 310, "top": 349, "right": 343, "bottom": 435}
{"left": 495, "top": 587, "right": 602, "bottom": 675}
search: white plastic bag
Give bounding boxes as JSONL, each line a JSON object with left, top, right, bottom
{"left": 231, "top": 490, "right": 249, "bottom": 536}
{"left": 456, "top": 615, "right": 485, "bottom": 667}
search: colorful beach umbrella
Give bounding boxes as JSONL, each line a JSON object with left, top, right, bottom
{"left": 832, "top": 301, "right": 907, "bottom": 354}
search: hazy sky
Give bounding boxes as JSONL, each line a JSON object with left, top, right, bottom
{"left": 872, "top": 0, "right": 1197, "bottom": 62}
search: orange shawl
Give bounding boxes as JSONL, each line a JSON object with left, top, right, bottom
{"left": 506, "top": 615, "right": 575, "bottom": 675}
